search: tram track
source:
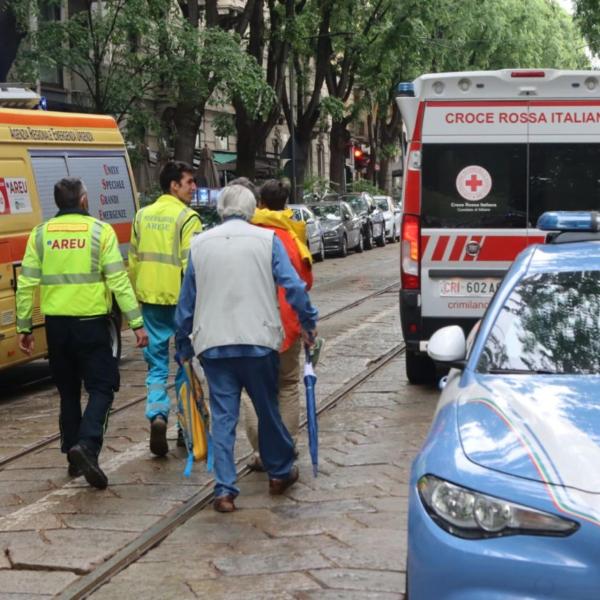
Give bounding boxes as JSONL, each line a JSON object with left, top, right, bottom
{"left": 56, "top": 341, "right": 406, "bottom": 600}
{"left": 0, "top": 281, "right": 400, "bottom": 471}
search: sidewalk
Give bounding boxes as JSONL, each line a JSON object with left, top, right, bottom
{"left": 91, "top": 355, "right": 438, "bottom": 599}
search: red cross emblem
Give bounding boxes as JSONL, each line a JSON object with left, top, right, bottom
{"left": 466, "top": 174, "right": 483, "bottom": 192}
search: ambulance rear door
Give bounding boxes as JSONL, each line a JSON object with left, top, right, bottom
{"left": 420, "top": 101, "right": 532, "bottom": 325}
{"left": 527, "top": 100, "right": 600, "bottom": 233}
{"left": 30, "top": 150, "right": 136, "bottom": 256}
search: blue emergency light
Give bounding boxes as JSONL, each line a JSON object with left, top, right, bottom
{"left": 537, "top": 211, "right": 600, "bottom": 232}
{"left": 396, "top": 82, "right": 415, "bottom": 97}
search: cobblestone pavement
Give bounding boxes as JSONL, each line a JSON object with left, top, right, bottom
{"left": 90, "top": 355, "right": 437, "bottom": 600}
{"left": 0, "top": 243, "right": 439, "bottom": 598}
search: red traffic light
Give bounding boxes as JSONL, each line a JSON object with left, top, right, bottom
{"left": 353, "top": 148, "right": 364, "bottom": 159}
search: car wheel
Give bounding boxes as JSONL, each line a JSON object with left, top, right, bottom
{"left": 405, "top": 350, "right": 436, "bottom": 385}
{"left": 376, "top": 224, "right": 386, "bottom": 247}
{"left": 364, "top": 226, "right": 374, "bottom": 250}
{"left": 314, "top": 237, "right": 325, "bottom": 262}
{"left": 353, "top": 231, "right": 364, "bottom": 253}
{"left": 339, "top": 234, "right": 348, "bottom": 257}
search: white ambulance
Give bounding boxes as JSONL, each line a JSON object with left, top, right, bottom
{"left": 396, "top": 69, "right": 600, "bottom": 383}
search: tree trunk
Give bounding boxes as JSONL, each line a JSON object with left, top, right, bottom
{"left": 235, "top": 113, "right": 261, "bottom": 180}
{"left": 377, "top": 157, "right": 390, "bottom": 193}
{"left": 173, "top": 104, "right": 202, "bottom": 165}
{"left": 292, "top": 132, "right": 312, "bottom": 202}
{"left": 329, "top": 121, "right": 349, "bottom": 192}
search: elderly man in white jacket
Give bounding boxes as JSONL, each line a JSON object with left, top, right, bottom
{"left": 175, "top": 184, "right": 318, "bottom": 513}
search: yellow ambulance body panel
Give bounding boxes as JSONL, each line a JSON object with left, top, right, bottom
{"left": 0, "top": 106, "right": 138, "bottom": 369}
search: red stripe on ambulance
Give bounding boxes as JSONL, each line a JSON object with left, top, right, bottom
{"left": 432, "top": 236, "right": 450, "bottom": 261}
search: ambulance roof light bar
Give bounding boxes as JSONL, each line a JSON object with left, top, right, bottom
{"left": 0, "top": 83, "right": 41, "bottom": 109}
{"left": 409, "top": 69, "right": 600, "bottom": 101}
{"left": 537, "top": 211, "right": 600, "bottom": 232}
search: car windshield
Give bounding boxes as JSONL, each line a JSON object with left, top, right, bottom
{"left": 311, "top": 204, "right": 341, "bottom": 220}
{"left": 346, "top": 197, "right": 364, "bottom": 211}
{"left": 478, "top": 270, "right": 600, "bottom": 375}
{"left": 375, "top": 198, "right": 389, "bottom": 211}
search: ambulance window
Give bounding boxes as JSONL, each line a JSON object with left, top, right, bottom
{"left": 421, "top": 144, "right": 527, "bottom": 228}
{"left": 66, "top": 155, "right": 136, "bottom": 226}
{"left": 30, "top": 157, "right": 69, "bottom": 220}
{"left": 529, "top": 144, "right": 600, "bottom": 224}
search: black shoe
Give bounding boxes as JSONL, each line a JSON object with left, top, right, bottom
{"left": 176, "top": 428, "right": 186, "bottom": 448}
{"left": 68, "top": 444, "right": 108, "bottom": 489}
{"left": 150, "top": 415, "right": 169, "bottom": 457}
{"left": 67, "top": 461, "right": 82, "bottom": 478}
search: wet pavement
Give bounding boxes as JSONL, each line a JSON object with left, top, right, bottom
{"left": 0, "top": 243, "right": 440, "bottom": 598}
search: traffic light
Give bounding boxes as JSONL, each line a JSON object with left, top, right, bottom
{"left": 353, "top": 147, "right": 369, "bottom": 172}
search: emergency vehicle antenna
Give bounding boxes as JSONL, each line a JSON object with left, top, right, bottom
{"left": 0, "top": 83, "right": 41, "bottom": 109}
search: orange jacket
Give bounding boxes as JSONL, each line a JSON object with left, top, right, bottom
{"left": 257, "top": 224, "right": 313, "bottom": 352}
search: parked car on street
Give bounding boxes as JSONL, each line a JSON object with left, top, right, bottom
{"left": 373, "top": 195, "right": 401, "bottom": 242}
{"left": 191, "top": 204, "right": 220, "bottom": 230}
{"left": 340, "top": 192, "right": 386, "bottom": 249}
{"left": 406, "top": 211, "right": 600, "bottom": 599}
{"left": 289, "top": 203, "right": 325, "bottom": 262}
{"left": 308, "top": 201, "right": 363, "bottom": 257}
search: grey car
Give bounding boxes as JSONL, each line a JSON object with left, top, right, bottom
{"left": 308, "top": 201, "right": 363, "bottom": 257}
{"left": 289, "top": 204, "right": 325, "bottom": 262}
{"left": 340, "top": 192, "right": 386, "bottom": 249}
{"left": 373, "top": 195, "right": 401, "bottom": 242}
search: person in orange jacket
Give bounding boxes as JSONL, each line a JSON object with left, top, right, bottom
{"left": 243, "top": 179, "right": 313, "bottom": 470}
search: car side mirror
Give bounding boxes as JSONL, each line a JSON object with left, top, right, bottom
{"left": 306, "top": 218, "right": 314, "bottom": 225}
{"left": 368, "top": 205, "right": 375, "bottom": 213}
{"left": 343, "top": 214, "right": 351, "bottom": 221}
{"left": 427, "top": 325, "right": 467, "bottom": 369}
{"left": 394, "top": 208, "right": 401, "bottom": 214}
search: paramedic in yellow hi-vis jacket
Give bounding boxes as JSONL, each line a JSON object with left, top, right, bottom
{"left": 16, "top": 177, "right": 148, "bottom": 490}
{"left": 129, "top": 161, "right": 202, "bottom": 457}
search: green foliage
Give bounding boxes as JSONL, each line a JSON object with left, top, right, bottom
{"left": 212, "top": 114, "right": 236, "bottom": 139}
{"left": 575, "top": 0, "right": 600, "bottom": 55}
{"left": 303, "top": 175, "right": 331, "bottom": 195}
{"left": 349, "top": 180, "right": 386, "bottom": 196}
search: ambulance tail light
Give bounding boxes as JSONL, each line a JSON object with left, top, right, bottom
{"left": 511, "top": 71, "right": 545, "bottom": 78}
{"left": 401, "top": 215, "right": 420, "bottom": 290}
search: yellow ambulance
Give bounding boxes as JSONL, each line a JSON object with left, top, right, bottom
{"left": 0, "top": 85, "right": 139, "bottom": 369}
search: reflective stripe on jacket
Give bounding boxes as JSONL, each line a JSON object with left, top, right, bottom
{"left": 16, "top": 213, "right": 143, "bottom": 332}
{"left": 129, "top": 194, "right": 202, "bottom": 305}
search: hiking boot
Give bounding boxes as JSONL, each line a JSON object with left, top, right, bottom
{"left": 150, "top": 415, "right": 168, "bottom": 457}
{"left": 269, "top": 465, "right": 299, "bottom": 495}
{"left": 68, "top": 444, "right": 108, "bottom": 490}
{"left": 67, "top": 460, "right": 82, "bottom": 478}
{"left": 176, "top": 428, "right": 186, "bottom": 448}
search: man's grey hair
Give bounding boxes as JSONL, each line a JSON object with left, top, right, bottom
{"left": 217, "top": 184, "right": 256, "bottom": 221}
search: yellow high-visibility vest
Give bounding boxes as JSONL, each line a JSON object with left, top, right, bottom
{"left": 16, "top": 212, "right": 143, "bottom": 332}
{"left": 128, "top": 194, "right": 202, "bottom": 305}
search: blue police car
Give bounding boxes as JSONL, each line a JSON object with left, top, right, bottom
{"left": 407, "top": 212, "right": 600, "bottom": 599}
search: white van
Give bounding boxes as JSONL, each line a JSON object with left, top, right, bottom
{"left": 396, "top": 69, "right": 600, "bottom": 383}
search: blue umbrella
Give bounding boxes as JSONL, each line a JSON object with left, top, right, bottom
{"left": 303, "top": 346, "right": 319, "bottom": 477}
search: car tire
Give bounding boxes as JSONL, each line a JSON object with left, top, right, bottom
{"left": 376, "top": 224, "right": 386, "bottom": 247}
{"left": 405, "top": 350, "right": 436, "bottom": 385}
{"left": 314, "top": 238, "right": 325, "bottom": 262}
{"left": 364, "top": 226, "right": 374, "bottom": 250}
{"left": 339, "top": 234, "right": 348, "bottom": 257}
{"left": 353, "top": 232, "right": 364, "bottom": 253}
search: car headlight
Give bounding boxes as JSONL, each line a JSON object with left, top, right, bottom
{"left": 418, "top": 475, "right": 578, "bottom": 539}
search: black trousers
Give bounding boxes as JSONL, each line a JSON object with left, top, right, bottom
{"left": 45, "top": 315, "right": 119, "bottom": 456}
